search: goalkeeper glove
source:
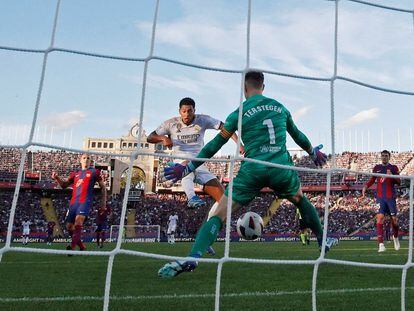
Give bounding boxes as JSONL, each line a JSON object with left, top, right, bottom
{"left": 310, "top": 144, "right": 328, "bottom": 167}
{"left": 162, "top": 162, "right": 195, "bottom": 183}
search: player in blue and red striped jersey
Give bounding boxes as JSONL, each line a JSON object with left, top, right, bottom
{"left": 96, "top": 205, "right": 111, "bottom": 248}
{"left": 362, "top": 150, "right": 401, "bottom": 253}
{"left": 52, "top": 153, "right": 107, "bottom": 253}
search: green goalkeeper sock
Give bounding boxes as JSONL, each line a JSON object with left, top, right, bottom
{"left": 189, "top": 216, "right": 222, "bottom": 258}
{"left": 300, "top": 233, "right": 306, "bottom": 244}
{"left": 295, "top": 196, "right": 323, "bottom": 246}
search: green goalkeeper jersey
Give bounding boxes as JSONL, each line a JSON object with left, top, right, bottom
{"left": 223, "top": 94, "right": 312, "bottom": 165}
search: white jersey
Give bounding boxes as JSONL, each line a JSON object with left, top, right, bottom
{"left": 155, "top": 114, "right": 221, "bottom": 157}
{"left": 22, "top": 221, "right": 31, "bottom": 232}
{"left": 167, "top": 214, "right": 178, "bottom": 234}
{"left": 168, "top": 215, "right": 178, "bottom": 227}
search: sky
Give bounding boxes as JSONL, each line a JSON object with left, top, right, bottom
{"left": 0, "top": 0, "right": 413, "bottom": 156}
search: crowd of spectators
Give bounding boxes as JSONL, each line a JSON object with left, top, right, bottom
{"left": 1, "top": 148, "right": 413, "bottom": 240}
{"left": 0, "top": 148, "right": 25, "bottom": 181}
{"left": 267, "top": 191, "right": 411, "bottom": 235}
{"left": 402, "top": 156, "right": 414, "bottom": 175}
{"left": 116, "top": 151, "right": 414, "bottom": 190}
{"left": 0, "top": 189, "right": 47, "bottom": 234}
{"left": 292, "top": 151, "right": 413, "bottom": 185}
{"left": 1, "top": 148, "right": 413, "bottom": 188}
{"left": 0, "top": 148, "right": 110, "bottom": 183}
{"left": 1, "top": 189, "right": 411, "bottom": 239}
{"left": 32, "top": 150, "right": 110, "bottom": 180}
{"left": 350, "top": 152, "right": 413, "bottom": 184}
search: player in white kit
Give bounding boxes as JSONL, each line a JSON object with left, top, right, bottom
{"left": 167, "top": 214, "right": 179, "bottom": 244}
{"left": 148, "top": 97, "right": 242, "bottom": 254}
{"left": 147, "top": 97, "right": 243, "bottom": 209}
{"left": 22, "top": 220, "right": 31, "bottom": 245}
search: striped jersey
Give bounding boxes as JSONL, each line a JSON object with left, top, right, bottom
{"left": 365, "top": 164, "right": 400, "bottom": 199}
{"left": 68, "top": 168, "right": 102, "bottom": 207}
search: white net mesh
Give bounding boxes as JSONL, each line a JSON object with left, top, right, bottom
{"left": 0, "top": 0, "right": 413, "bottom": 310}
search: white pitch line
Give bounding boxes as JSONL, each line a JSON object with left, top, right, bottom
{"left": 1, "top": 286, "right": 414, "bottom": 303}
{"left": 333, "top": 248, "right": 408, "bottom": 251}
{"left": 0, "top": 252, "right": 406, "bottom": 264}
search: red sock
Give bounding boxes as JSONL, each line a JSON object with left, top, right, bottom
{"left": 77, "top": 240, "right": 86, "bottom": 251}
{"left": 71, "top": 225, "right": 83, "bottom": 250}
{"left": 392, "top": 223, "right": 399, "bottom": 238}
{"left": 377, "top": 223, "right": 384, "bottom": 244}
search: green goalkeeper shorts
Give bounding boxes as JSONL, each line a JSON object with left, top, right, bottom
{"left": 224, "top": 161, "right": 301, "bottom": 205}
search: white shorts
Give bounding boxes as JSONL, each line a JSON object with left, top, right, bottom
{"left": 183, "top": 164, "right": 216, "bottom": 185}
{"left": 23, "top": 229, "right": 30, "bottom": 236}
{"left": 167, "top": 225, "right": 176, "bottom": 234}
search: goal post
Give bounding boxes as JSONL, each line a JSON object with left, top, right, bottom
{"left": 109, "top": 225, "right": 161, "bottom": 243}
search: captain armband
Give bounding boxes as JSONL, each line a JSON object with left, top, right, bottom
{"left": 219, "top": 127, "right": 233, "bottom": 140}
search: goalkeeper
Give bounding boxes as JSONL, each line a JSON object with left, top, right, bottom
{"left": 158, "top": 71, "right": 338, "bottom": 278}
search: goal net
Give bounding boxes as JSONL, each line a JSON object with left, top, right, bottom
{"left": 109, "top": 225, "right": 160, "bottom": 243}
{"left": 0, "top": 0, "right": 413, "bottom": 311}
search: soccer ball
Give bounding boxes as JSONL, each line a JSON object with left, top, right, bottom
{"left": 236, "top": 212, "right": 264, "bottom": 240}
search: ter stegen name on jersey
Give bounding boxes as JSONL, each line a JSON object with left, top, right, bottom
{"left": 243, "top": 103, "right": 283, "bottom": 154}
{"left": 224, "top": 94, "right": 300, "bottom": 161}
{"left": 243, "top": 104, "right": 283, "bottom": 118}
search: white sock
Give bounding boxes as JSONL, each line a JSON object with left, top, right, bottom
{"left": 171, "top": 234, "right": 175, "bottom": 243}
{"left": 181, "top": 173, "right": 196, "bottom": 200}
{"left": 208, "top": 202, "right": 219, "bottom": 220}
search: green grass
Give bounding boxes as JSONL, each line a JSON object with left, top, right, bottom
{"left": 0, "top": 240, "right": 412, "bottom": 310}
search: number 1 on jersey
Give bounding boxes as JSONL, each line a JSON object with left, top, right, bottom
{"left": 263, "top": 119, "right": 276, "bottom": 144}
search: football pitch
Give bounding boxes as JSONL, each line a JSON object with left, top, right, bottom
{"left": 0, "top": 240, "right": 413, "bottom": 311}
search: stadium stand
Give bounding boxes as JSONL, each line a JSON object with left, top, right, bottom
{"left": 1, "top": 148, "right": 412, "bottom": 186}
{"left": 0, "top": 148, "right": 412, "bottom": 240}
{"left": 0, "top": 189, "right": 410, "bottom": 240}
{"left": 156, "top": 151, "right": 413, "bottom": 188}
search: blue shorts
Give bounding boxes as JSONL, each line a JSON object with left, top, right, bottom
{"left": 65, "top": 203, "right": 91, "bottom": 224}
{"left": 377, "top": 198, "right": 397, "bottom": 216}
{"left": 95, "top": 222, "right": 107, "bottom": 232}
